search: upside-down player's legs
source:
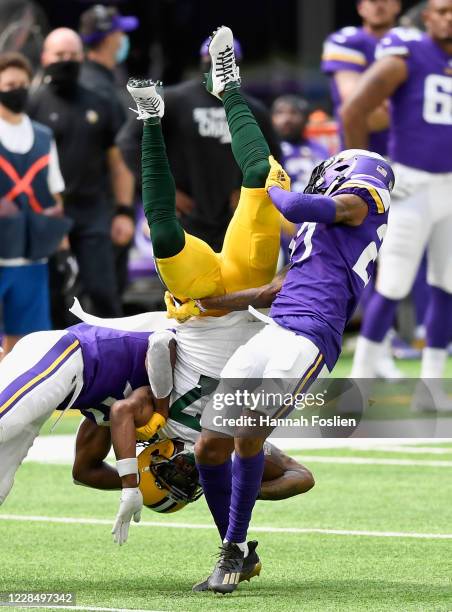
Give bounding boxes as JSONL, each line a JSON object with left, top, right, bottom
{"left": 138, "top": 85, "right": 280, "bottom": 300}
{"left": 141, "top": 119, "right": 223, "bottom": 300}
{"left": 0, "top": 331, "right": 84, "bottom": 504}
{"left": 220, "top": 89, "right": 281, "bottom": 292}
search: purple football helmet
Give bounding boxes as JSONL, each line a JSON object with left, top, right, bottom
{"left": 304, "top": 149, "right": 395, "bottom": 195}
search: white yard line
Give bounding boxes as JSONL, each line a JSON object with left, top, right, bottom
{"left": 26, "top": 436, "right": 452, "bottom": 464}
{"left": 360, "top": 445, "right": 452, "bottom": 454}
{"left": 0, "top": 513, "right": 451, "bottom": 540}
{"left": 290, "top": 455, "right": 452, "bottom": 467}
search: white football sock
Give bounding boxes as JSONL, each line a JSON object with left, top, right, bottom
{"left": 421, "top": 347, "right": 447, "bottom": 379}
{"left": 351, "top": 336, "right": 383, "bottom": 378}
{"left": 224, "top": 539, "right": 248, "bottom": 557}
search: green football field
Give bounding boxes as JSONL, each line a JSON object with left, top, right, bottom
{"left": 1, "top": 355, "right": 452, "bottom": 612}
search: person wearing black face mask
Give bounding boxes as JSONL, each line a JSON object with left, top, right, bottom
{"left": 78, "top": 5, "right": 138, "bottom": 300}
{"left": 28, "top": 28, "right": 135, "bottom": 323}
{"left": 43, "top": 59, "right": 81, "bottom": 97}
{"left": 0, "top": 52, "right": 68, "bottom": 355}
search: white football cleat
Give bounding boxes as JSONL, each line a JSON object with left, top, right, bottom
{"left": 205, "top": 25, "right": 241, "bottom": 99}
{"left": 411, "top": 381, "right": 452, "bottom": 413}
{"left": 126, "top": 78, "right": 164, "bottom": 121}
{"left": 374, "top": 354, "right": 404, "bottom": 380}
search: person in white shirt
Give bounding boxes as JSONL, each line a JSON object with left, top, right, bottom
{"left": 0, "top": 51, "right": 66, "bottom": 354}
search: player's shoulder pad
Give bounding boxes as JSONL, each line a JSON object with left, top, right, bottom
{"left": 322, "top": 26, "right": 368, "bottom": 72}
{"left": 376, "top": 27, "right": 424, "bottom": 60}
{"left": 334, "top": 175, "right": 390, "bottom": 215}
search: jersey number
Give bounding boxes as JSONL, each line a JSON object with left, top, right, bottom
{"left": 290, "top": 222, "right": 316, "bottom": 262}
{"left": 352, "top": 224, "right": 387, "bottom": 286}
{"left": 423, "top": 75, "right": 452, "bottom": 125}
{"left": 169, "top": 375, "right": 219, "bottom": 432}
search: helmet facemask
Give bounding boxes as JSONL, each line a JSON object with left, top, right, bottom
{"left": 150, "top": 450, "right": 203, "bottom": 504}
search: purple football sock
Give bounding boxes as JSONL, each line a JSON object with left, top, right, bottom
{"left": 225, "top": 450, "right": 265, "bottom": 544}
{"left": 196, "top": 459, "right": 232, "bottom": 540}
{"left": 360, "top": 291, "right": 398, "bottom": 343}
{"left": 425, "top": 286, "right": 452, "bottom": 348}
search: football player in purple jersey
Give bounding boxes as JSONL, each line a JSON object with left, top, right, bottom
{"left": 322, "top": 0, "right": 401, "bottom": 156}
{"left": 342, "top": 0, "right": 452, "bottom": 410}
{"left": 0, "top": 320, "right": 173, "bottom": 525}
{"left": 188, "top": 26, "right": 394, "bottom": 594}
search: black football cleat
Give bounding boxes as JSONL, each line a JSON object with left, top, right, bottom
{"left": 193, "top": 541, "right": 261, "bottom": 593}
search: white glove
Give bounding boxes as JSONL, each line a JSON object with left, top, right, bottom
{"left": 111, "top": 487, "right": 143, "bottom": 546}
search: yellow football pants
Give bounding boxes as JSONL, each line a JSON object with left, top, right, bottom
{"left": 155, "top": 187, "right": 281, "bottom": 300}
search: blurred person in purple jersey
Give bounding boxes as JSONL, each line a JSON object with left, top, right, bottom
{"left": 322, "top": 0, "right": 401, "bottom": 156}
{"left": 342, "top": 0, "right": 452, "bottom": 410}
{"left": 271, "top": 95, "right": 329, "bottom": 260}
{"left": 322, "top": 0, "right": 402, "bottom": 379}
{"left": 271, "top": 95, "right": 329, "bottom": 194}
{"left": 187, "top": 26, "right": 394, "bottom": 594}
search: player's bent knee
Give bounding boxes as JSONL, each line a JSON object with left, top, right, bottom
{"left": 243, "top": 160, "right": 271, "bottom": 189}
{"left": 194, "top": 435, "right": 231, "bottom": 465}
{"left": 298, "top": 467, "right": 315, "bottom": 493}
{"left": 72, "top": 463, "right": 87, "bottom": 485}
{"left": 235, "top": 437, "right": 264, "bottom": 458}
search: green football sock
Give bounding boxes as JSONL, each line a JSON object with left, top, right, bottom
{"left": 141, "top": 120, "right": 185, "bottom": 258}
{"left": 222, "top": 89, "right": 271, "bottom": 188}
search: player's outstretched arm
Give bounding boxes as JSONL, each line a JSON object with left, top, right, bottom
{"left": 72, "top": 418, "right": 120, "bottom": 490}
{"left": 110, "top": 386, "right": 160, "bottom": 545}
{"left": 259, "top": 442, "right": 315, "bottom": 501}
{"left": 268, "top": 186, "right": 369, "bottom": 227}
{"left": 340, "top": 55, "right": 407, "bottom": 149}
{"left": 165, "top": 267, "right": 288, "bottom": 320}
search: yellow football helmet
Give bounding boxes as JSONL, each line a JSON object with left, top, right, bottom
{"left": 137, "top": 439, "right": 203, "bottom": 513}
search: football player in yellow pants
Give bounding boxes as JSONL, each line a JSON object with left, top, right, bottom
{"left": 127, "top": 74, "right": 284, "bottom": 303}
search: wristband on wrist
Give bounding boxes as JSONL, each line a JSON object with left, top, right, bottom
{"left": 116, "top": 457, "right": 138, "bottom": 477}
{"left": 114, "top": 204, "right": 135, "bottom": 221}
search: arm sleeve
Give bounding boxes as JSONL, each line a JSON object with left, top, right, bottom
{"left": 47, "top": 139, "right": 65, "bottom": 194}
{"left": 146, "top": 330, "right": 177, "bottom": 399}
{"left": 268, "top": 187, "right": 337, "bottom": 224}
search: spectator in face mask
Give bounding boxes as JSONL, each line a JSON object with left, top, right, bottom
{"left": 78, "top": 5, "right": 138, "bottom": 298}
{"left": 78, "top": 4, "right": 138, "bottom": 129}
{"left": 0, "top": 51, "right": 68, "bottom": 354}
{"left": 28, "top": 28, "right": 135, "bottom": 322}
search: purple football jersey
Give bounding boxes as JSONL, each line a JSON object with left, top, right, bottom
{"left": 66, "top": 323, "right": 151, "bottom": 422}
{"left": 270, "top": 178, "right": 390, "bottom": 370}
{"left": 376, "top": 28, "right": 452, "bottom": 172}
{"left": 281, "top": 140, "right": 330, "bottom": 193}
{"left": 322, "top": 26, "right": 389, "bottom": 155}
